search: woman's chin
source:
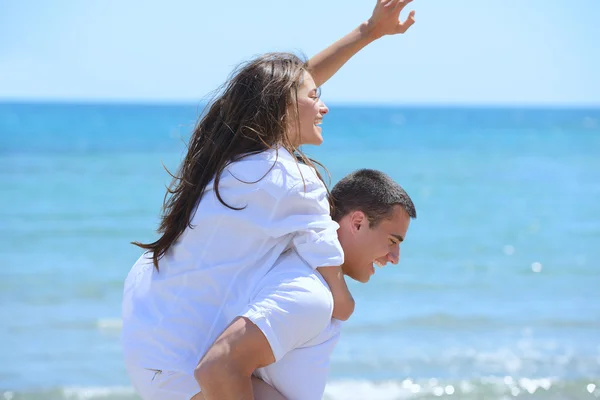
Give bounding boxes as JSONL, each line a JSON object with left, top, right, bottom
{"left": 310, "top": 133, "right": 324, "bottom": 145}
{"left": 298, "top": 131, "right": 324, "bottom": 146}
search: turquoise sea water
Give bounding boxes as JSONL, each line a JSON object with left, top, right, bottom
{"left": 1, "top": 102, "right": 599, "bottom": 399}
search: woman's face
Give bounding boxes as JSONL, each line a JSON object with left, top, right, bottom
{"left": 288, "top": 71, "right": 329, "bottom": 147}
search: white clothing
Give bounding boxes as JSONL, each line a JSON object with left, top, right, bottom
{"left": 122, "top": 148, "right": 343, "bottom": 376}
{"left": 125, "top": 249, "right": 340, "bottom": 400}
{"left": 239, "top": 250, "right": 335, "bottom": 362}
{"left": 125, "top": 320, "right": 342, "bottom": 400}
{"left": 125, "top": 365, "right": 199, "bottom": 400}
{"left": 255, "top": 319, "right": 342, "bottom": 400}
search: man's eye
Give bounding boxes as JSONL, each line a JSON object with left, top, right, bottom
{"left": 389, "top": 239, "right": 398, "bottom": 246}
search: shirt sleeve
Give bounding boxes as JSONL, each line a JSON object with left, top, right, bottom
{"left": 266, "top": 176, "right": 344, "bottom": 269}
{"left": 254, "top": 325, "right": 342, "bottom": 400}
{"left": 239, "top": 259, "right": 334, "bottom": 362}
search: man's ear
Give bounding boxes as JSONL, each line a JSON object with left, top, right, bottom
{"left": 349, "top": 210, "right": 367, "bottom": 233}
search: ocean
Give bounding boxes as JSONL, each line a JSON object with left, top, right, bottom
{"left": 1, "top": 102, "right": 599, "bottom": 399}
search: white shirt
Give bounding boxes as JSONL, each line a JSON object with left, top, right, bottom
{"left": 245, "top": 251, "right": 344, "bottom": 400}
{"left": 255, "top": 317, "right": 343, "bottom": 400}
{"left": 121, "top": 148, "right": 344, "bottom": 375}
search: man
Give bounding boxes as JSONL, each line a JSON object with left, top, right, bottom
{"left": 195, "top": 169, "right": 417, "bottom": 399}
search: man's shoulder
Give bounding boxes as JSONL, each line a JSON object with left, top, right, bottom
{"left": 271, "top": 250, "right": 343, "bottom": 347}
{"left": 243, "top": 248, "right": 335, "bottom": 359}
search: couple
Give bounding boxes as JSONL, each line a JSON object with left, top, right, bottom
{"left": 122, "top": 1, "right": 417, "bottom": 399}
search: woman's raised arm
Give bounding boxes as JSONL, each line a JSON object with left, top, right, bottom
{"left": 308, "top": 0, "right": 416, "bottom": 87}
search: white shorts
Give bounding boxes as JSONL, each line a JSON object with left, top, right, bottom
{"left": 125, "top": 363, "right": 199, "bottom": 400}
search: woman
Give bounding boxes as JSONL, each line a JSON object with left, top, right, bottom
{"left": 122, "top": 1, "right": 416, "bottom": 399}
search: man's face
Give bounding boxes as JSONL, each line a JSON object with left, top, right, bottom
{"left": 338, "top": 205, "right": 411, "bottom": 283}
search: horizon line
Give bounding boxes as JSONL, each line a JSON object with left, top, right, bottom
{"left": 1, "top": 97, "right": 600, "bottom": 110}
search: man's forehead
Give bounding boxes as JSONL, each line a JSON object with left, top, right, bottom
{"left": 380, "top": 206, "right": 410, "bottom": 234}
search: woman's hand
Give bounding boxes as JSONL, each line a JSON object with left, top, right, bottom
{"left": 307, "top": 0, "right": 416, "bottom": 86}
{"left": 364, "top": 0, "right": 416, "bottom": 40}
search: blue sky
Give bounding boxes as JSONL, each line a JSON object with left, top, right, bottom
{"left": 1, "top": 0, "right": 599, "bottom": 105}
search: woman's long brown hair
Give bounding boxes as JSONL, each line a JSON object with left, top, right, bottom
{"left": 133, "top": 53, "right": 330, "bottom": 270}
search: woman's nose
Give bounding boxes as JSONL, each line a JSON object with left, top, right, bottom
{"left": 319, "top": 100, "right": 329, "bottom": 115}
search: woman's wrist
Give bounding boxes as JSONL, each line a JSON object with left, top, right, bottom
{"left": 360, "top": 19, "right": 384, "bottom": 42}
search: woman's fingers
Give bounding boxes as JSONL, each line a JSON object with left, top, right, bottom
{"left": 396, "top": 9, "right": 416, "bottom": 33}
{"left": 394, "top": 0, "right": 413, "bottom": 13}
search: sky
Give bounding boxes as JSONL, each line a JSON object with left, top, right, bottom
{"left": 1, "top": 0, "right": 599, "bottom": 105}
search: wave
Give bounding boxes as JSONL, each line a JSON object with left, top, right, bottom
{"left": 94, "top": 315, "right": 600, "bottom": 334}
{"left": 97, "top": 318, "right": 123, "bottom": 331}
{"left": 344, "top": 313, "right": 600, "bottom": 331}
{"left": 324, "top": 377, "right": 600, "bottom": 400}
{"left": 0, "top": 386, "right": 136, "bottom": 400}
{"left": 93, "top": 315, "right": 600, "bottom": 337}
{"left": 3, "top": 378, "right": 598, "bottom": 400}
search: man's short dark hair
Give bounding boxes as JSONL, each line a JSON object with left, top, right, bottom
{"left": 331, "top": 169, "right": 416, "bottom": 226}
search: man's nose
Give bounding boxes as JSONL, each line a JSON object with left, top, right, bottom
{"left": 387, "top": 247, "right": 400, "bottom": 265}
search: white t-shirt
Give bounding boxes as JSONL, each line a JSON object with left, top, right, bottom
{"left": 121, "top": 148, "right": 344, "bottom": 375}
{"left": 239, "top": 249, "right": 339, "bottom": 362}
{"left": 245, "top": 251, "right": 344, "bottom": 400}
{"left": 254, "top": 317, "right": 343, "bottom": 400}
